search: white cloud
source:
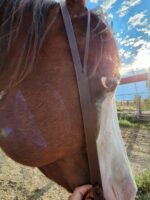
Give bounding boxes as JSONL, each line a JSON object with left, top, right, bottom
{"left": 108, "top": 13, "right": 113, "bottom": 19}
{"left": 117, "top": 0, "right": 141, "bottom": 17}
{"left": 119, "top": 36, "right": 144, "bottom": 48}
{"left": 90, "top": 0, "right": 98, "bottom": 3}
{"left": 137, "top": 25, "right": 150, "bottom": 36}
{"left": 102, "top": 0, "right": 117, "bottom": 11}
{"left": 119, "top": 48, "right": 125, "bottom": 57}
{"left": 124, "top": 51, "right": 133, "bottom": 59}
{"left": 119, "top": 48, "right": 134, "bottom": 62}
{"left": 120, "top": 42, "right": 150, "bottom": 76}
{"left": 128, "top": 11, "right": 148, "bottom": 29}
{"left": 132, "top": 39, "right": 146, "bottom": 48}
{"left": 117, "top": 34, "right": 149, "bottom": 51}
{"left": 119, "top": 48, "right": 133, "bottom": 59}
{"left": 116, "top": 33, "right": 120, "bottom": 37}
{"left": 116, "top": 33, "right": 127, "bottom": 43}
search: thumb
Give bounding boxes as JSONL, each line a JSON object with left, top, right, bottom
{"left": 69, "top": 185, "right": 92, "bottom": 200}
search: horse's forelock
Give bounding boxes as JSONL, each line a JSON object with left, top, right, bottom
{"left": 0, "top": 0, "right": 56, "bottom": 48}
{"left": 0, "top": 0, "right": 58, "bottom": 88}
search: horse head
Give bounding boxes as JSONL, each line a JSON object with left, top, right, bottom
{"left": 0, "top": 0, "right": 121, "bottom": 197}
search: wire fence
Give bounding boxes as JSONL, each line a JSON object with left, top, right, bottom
{"left": 116, "top": 92, "right": 150, "bottom": 118}
{"left": 116, "top": 74, "right": 150, "bottom": 121}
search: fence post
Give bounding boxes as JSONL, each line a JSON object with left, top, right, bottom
{"left": 147, "top": 72, "right": 150, "bottom": 97}
{"left": 135, "top": 95, "right": 142, "bottom": 120}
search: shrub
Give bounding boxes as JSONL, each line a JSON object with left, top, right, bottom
{"left": 119, "top": 119, "right": 135, "bottom": 127}
{"left": 135, "top": 170, "right": 150, "bottom": 200}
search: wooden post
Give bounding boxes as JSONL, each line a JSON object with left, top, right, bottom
{"left": 120, "top": 73, "right": 147, "bottom": 85}
{"left": 135, "top": 95, "right": 142, "bottom": 119}
{"left": 147, "top": 72, "right": 150, "bottom": 95}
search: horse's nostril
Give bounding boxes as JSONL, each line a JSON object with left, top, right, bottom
{"left": 101, "top": 77, "right": 120, "bottom": 90}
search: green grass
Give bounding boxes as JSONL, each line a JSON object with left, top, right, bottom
{"left": 119, "top": 119, "right": 135, "bottom": 127}
{"left": 136, "top": 193, "right": 150, "bottom": 200}
{"left": 135, "top": 170, "right": 150, "bottom": 200}
{"left": 118, "top": 113, "right": 150, "bottom": 130}
{"left": 119, "top": 119, "right": 150, "bottom": 130}
{"left": 117, "top": 97, "right": 150, "bottom": 111}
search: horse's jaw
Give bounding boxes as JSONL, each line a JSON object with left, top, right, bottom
{"left": 39, "top": 148, "right": 91, "bottom": 193}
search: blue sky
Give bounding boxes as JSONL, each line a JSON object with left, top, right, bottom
{"left": 86, "top": 0, "right": 150, "bottom": 100}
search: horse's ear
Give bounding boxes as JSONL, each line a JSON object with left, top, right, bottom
{"left": 82, "top": 0, "right": 86, "bottom": 6}
{"left": 66, "top": 0, "right": 86, "bottom": 6}
{"left": 81, "top": 0, "right": 86, "bottom": 6}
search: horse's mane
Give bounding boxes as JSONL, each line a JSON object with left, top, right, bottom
{"left": 0, "top": 0, "right": 119, "bottom": 89}
{"left": 0, "top": 0, "right": 60, "bottom": 87}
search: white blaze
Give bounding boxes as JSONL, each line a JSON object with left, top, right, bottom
{"left": 96, "top": 93, "right": 137, "bottom": 200}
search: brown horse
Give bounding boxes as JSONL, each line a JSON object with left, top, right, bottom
{"left": 0, "top": 0, "right": 120, "bottom": 197}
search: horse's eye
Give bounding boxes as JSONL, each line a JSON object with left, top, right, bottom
{"left": 101, "top": 76, "right": 120, "bottom": 91}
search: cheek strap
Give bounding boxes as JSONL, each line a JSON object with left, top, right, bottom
{"left": 60, "top": 0, "right": 102, "bottom": 187}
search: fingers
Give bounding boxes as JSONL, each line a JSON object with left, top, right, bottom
{"left": 69, "top": 185, "right": 92, "bottom": 200}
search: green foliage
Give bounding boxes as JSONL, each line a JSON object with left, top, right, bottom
{"left": 136, "top": 193, "right": 150, "bottom": 200}
{"left": 117, "top": 96, "right": 150, "bottom": 111}
{"left": 116, "top": 100, "right": 136, "bottom": 111}
{"left": 118, "top": 112, "right": 137, "bottom": 123}
{"left": 142, "top": 97, "right": 150, "bottom": 110}
{"left": 136, "top": 170, "right": 150, "bottom": 200}
{"left": 119, "top": 119, "right": 150, "bottom": 129}
{"left": 118, "top": 113, "right": 150, "bottom": 129}
{"left": 119, "top": 119, "right": 135, "bottom": 128}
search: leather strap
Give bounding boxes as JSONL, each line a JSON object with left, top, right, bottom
{"left": 60, "top": 1, "right": 101, "bottom": 186}
{"left": 83, "top": 11, "right": 90, "bottom": 73}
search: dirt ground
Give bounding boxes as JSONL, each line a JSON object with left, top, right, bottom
{"left": 121, "top": 127, "right": 150, "bottom": 175}
{"left": 0, "top": 149, "right": 70, "bottom": 200}
{"left": 0, "top": 127, "right": 150, "bottom": 200}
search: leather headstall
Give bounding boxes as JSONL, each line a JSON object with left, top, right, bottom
{"left": 60, "top": 1, "right": 101, "bottom": 187}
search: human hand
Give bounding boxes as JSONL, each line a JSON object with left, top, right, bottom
{"left": 69, "top": 185, "right": 92, "bottom": 200}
